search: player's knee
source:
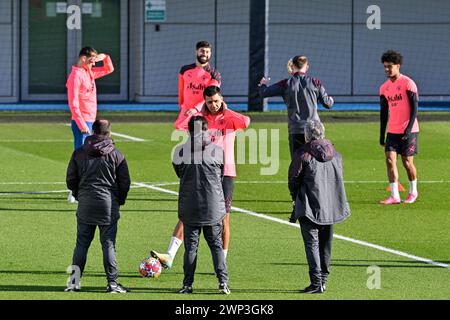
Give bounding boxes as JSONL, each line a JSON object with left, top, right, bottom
{"left": 402, "top": 157, "right": 414, "bottom": 168}
{"left": 385, "top": 157, "right": 396, "bottom": 167}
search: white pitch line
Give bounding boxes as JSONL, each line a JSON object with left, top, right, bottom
{"left": 110, "top": 132, "right": 146, "bottom": 142}
{"left": 63, "top": 123, "right": 146, "bottom": 142}
{"left": 133, "top": 181, "right": 450, "bottom": 270}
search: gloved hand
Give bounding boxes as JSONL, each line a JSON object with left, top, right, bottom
{"left": 289, "top": 201, "right": 297, "bottom": 223}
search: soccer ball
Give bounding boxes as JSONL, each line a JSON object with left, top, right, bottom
{"left": 139, "top": 256, "right": 162, "bottom": 279}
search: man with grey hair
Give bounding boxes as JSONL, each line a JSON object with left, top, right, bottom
{"left": 288, "top": 120, "right": 350, "bottom": 293}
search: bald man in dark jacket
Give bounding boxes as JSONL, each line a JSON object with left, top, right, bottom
{"left": 66, "top": 119, "right": 130, "bottom": 293}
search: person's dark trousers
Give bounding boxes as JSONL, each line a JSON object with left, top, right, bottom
{"left": 72, "top": 221, "right": 119, "bottom": 283}
{"left": 299, "top": 217, "right": 333, "bottom": 287}
{"left": 289, "top": 133, "right": 306, "bottom": 159}
{"left": 183, "top": 224, "right": 228, "bottom": 287}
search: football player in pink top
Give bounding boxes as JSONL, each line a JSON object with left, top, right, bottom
{"left": 66, "top": 47, "right": 114, "bottom": 202}
{"left": 178, "top": 41, "right": 221, "bottom": 116}
{"left": 151, "top": 86, "right": 250, "bottom": 269}
{"left": 379, "top": 50, "right": 419, "bottom": 205}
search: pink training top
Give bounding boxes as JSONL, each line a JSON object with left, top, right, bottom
{"left": 178, "top": 63, "right": 221, "bottom": 110}
{"left": 174, "top": 103, "right": 251, "bottom": 177}
{"left": 66, "top": 55, "right": 114, "bottom": 131}
{"left": 379, "top": 74, "right": 419, "bottom": 134}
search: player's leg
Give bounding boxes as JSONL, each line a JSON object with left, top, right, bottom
{"left": 380, "top": 151, "right": 401, "bottom": 204}
{"left": 222, "top": 176, "right": 235, "bottom": 258}
{"left": 401, "top": 133, "right": 418, "bottom": 203}
{"left": 380, "top": 133, "right": 401, "bottom": 204}
{"left": 386, "top": 151, "right": 399, "bottom": 184}
{"left": 81, "top": 121, "right": 94, "bottom": 145}
{"left": 222, "top": 213, "right": 230, "bottom": 258}
{"left": 151, "top": 220, "right": 184, "bottom": 269}
{"left": 71, "top": 120, "right": 83, "bottom": 150}
{"left": 402, "top": 156, "right": 418, "bottom": 203}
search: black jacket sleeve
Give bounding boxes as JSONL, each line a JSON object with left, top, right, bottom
{"left": 173, "top": 162, "right": 184, "bottom": 179}
{"left": 405, "top": 90, "right": 419, "bottom": 137}
{"left": 314, "top": 79, "right": 334, "bottom": 109}
{"left": 258, "top": 79, "right": 286, "bottom": 98}
{"left": 66, "top": 151, "right": 79, "bottom": 199}
{"left": 117, "top": 158, "right": 131, "bottom": 206}
{"left": 379, "top": 95, "right": 389, "bottom": 145}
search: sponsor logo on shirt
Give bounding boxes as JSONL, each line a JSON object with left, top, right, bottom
{"left": 188, "top": 83, "right": 207, "bottom": 92}
{"left": 387, "top": 93, "right": 403, "bottom": 103}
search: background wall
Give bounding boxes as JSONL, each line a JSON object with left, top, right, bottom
{"left": 2, "top": 0, "right": 450, "bottom": 104}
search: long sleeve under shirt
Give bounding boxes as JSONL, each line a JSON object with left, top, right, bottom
{"left": 379, "top": 74, "right": 419, "bottom": 145}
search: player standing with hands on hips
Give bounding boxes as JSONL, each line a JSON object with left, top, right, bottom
{"left": 66, "top": 47, "right": 115, "bottom": 203}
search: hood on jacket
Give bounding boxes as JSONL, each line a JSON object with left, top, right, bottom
{"left": 308, "top": 139, "right": 335, "bottom": 162}
{"left": 84, "top": 135, "right": 115, "bottom": 157}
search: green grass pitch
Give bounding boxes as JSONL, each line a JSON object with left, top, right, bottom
{"left": 0, "top": 118, "right": 449, "bottom": 300}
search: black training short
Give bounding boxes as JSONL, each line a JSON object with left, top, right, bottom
{"left": 385, "top": 132, "right": 419, "bottom": 156}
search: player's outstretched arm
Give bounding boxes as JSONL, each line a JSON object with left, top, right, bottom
{"left": 315, "top": 79, "right": 334, "bottom": 109}
{"left": 258, "top": 78, "right": 286, "bottom": 98}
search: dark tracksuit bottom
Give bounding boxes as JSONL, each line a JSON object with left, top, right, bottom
{"left": 299, "top": 217, "right": 333, "bottom": 287}
{"left": 183, "top": 223, "right": 228, "bottom": 287}
{"left": 289, "top": 134, "right": 306, "bottom": 159}
{"left": 72, "top": 221, "right": 119, "bottom": 283}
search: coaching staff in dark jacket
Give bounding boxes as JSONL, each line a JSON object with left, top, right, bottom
{"left": 288, "top": 120, "right": 350, "bottom": 294}
{"left": 65, "top": 119, "right": 131, "bottom": 293}
{"left": 259, "top": 55, "right": 334, "bottom": 159}
{"left": 172, "top": 116, "right": 230, "bottom": 295}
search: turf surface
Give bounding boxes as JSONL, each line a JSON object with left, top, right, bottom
{"left": 0, "top": 119, "right": 449, "bottom": 300}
